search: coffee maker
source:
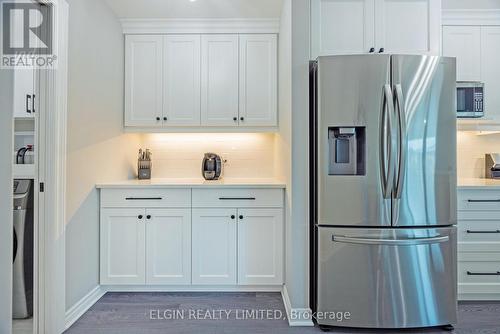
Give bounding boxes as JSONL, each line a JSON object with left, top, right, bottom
{"left": 202, "top": 153, "right": 222, "bottom": 180}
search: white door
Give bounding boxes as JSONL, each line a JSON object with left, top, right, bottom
{"left": 145, "top": 209, "right": 191, "bottom": 285}
{"left": 125, "top": 35, "right": 163, "bottom": 127}
{"left": 310, "top": 0, "right": 376, "bottom": 58}
{"left": 239, "top": 35, "right": 278, "bottom": 126}
{"left": 163, "top": 35, "right": 201, "bottom": 126}
{"left": 100, "top": 208, "right": 146, "bottom": 285}
{"left": 237, "top": 209, "right": 283, "bottom": 285}
{"left": 374, "top": 0, "right": 440, "bottom": 55}
{"left": 13, "top": 69, "right": 35, "bottom": 118}
{"left": 192, "top": 208, "right": 237, "bottom": 285}
{"left": 442, "top": 26, "right": 481, "bottom": 82}
{"left": 481, "top": 27, "right": 500, "bottom": 121}
{"left": 201, "top": 35, "right": 239, "bottom": 126}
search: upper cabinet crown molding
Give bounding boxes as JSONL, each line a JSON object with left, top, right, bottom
{"left": 121, "top": 18, "right": 280, "bottom": 34}
{"left": 442, "top": 9, "right": 500, "bottom": 26}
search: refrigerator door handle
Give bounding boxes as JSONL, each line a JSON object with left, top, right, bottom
{"left": 380, "top": 84, "right": 395, "bottom": 199}
{"left": 394, "top": 84, "right": 407, "bottom": 199}
{"left": 332, "top": 235, "right": 449, "bottom": 246}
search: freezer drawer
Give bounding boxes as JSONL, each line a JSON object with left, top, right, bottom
{"left": 317, "top": 227, "right": 457, "bottom": 329}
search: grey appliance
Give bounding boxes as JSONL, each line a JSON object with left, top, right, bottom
{"left": 202, "top": 153, "right": 222, "bottom": 180}
{"left": 13, "top": 179, "right": 34, "bottom": 319}
{"left": 456, "top": 81, "right": 484, "bottom": 118}
{"left": 485, "top": 153, "right": 500, "bottom": 178}
{"left": 310, "top": 55, "right": 457, "bottom": 330}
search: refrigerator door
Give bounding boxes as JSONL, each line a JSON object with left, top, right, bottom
{"left": 391, "top": 55, "right": 457, "bottom": 227}
{"left": 317, "top": 226, "right": 457, "bottom": 328}
{"left": 316, "top": 55, "right": 393, "bottom": 227}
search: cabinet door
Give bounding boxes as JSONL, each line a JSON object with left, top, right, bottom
{"left": 201, "top": 35, "right": 239, "bottom": 126}
{"left": 13, "top": 69, "right": 35, "bottom": 118}
{"left": 163, "top": 35, "right": 201, "bottom": 126}
{"left": 237, "top": 209, "right": 283, "bottom": 285}
{"left": 311, "top": 0, "right": 375, "bottom": 58}
{"left": 146, "top": 209, "right": 191, "bottom": 285}
{"left": 100, "top": 208, "right": 146, "bottom": 285}
{"left": 481, "top": 27, "right": 500, "bottom": 121}
{"left": 192, "top": 208, "right": 237, "bottom": 285}
{"left": 239, "top": 35, "right": 278, "bottom": 126}
{"left": 442, "top": 26, "right": 481, "bottom": 82}
{"left": 125, "top": 35, "right": 163, "bottom": 127}
{"left": 374, "top": 0, "right": 440, "bottom": 55}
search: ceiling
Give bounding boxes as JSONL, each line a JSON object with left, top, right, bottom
{"left": 104, "top": 0, "right": 283, "bottom": 19}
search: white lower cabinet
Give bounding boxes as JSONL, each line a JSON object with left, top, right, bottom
{"left": 192, "top": 208, "right": 238, "bottom": 285}
{"left": 100, "top": 208, "right": 146, "bottom": 285}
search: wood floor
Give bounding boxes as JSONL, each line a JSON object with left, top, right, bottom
{"left": 65, "top": 292, "right": 500, "bottom": 334}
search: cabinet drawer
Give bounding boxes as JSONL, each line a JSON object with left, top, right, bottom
{"left": 101, "top": 188, "right": 191, "bottom": 208}
{"left": 458, "top": 220, "right": 500, "bottom": 244}
{"left": 458, "top": 253, "right": 500, "bottom": 284}
{"left": 458, "top": 190, "right": 500, "bottom": 211}
{"left": 192, "top": 188, "right": 283, "bottom": 208}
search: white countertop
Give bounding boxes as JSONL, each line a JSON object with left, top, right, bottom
{"left": 458, "top": 178, "right": 500, "bottom": 189}
{"left": 96, "top": 178, "right": 286, "bottom": 189}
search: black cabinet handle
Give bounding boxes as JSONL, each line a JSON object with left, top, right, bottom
{"left": 467, "top": 271, "right": 500, "bottom": 276}
{"left": 146, "top": 215, "right": 151, "bottom": 220}
{"left": 240, "top": 117, "right": 244, "bottom": 121}
{"left": 163, "top": 117, "right": 167, "bottom": 121}
{"left": 32, "top": 94, "right": 35, "bottom": 113}
{"left": 219, "top": 197, "right": 256, "bottom": 201}
{"left": 378, "top": 48, "right": 384, "bottom": 53}
{"left": 138, "top": 215, "right": 143, "bottom": 219}
{"left": 467, "top": 199, "right": 500, "bottom": 203}
{"left": 26, "top": 95, "right": 31, "bottom": 113}
{"left": 233, "top": 117, "right": 238, "bottom": 121}
{"left": 369, "top": 47, "right": 375, "bottom": 53}
{"left": 125, "top": 197, "right": 163, "bottom": 201}
{"left": 231, "top": 215, "right": 235, "bottom": 220}
{"left": 239, "top": 215, "right": 244, "bottom": 220}
{"left": 466, "top": 230, "right": 500, "bottom": 234}
{"left": 156, "top": 117, "right": 161, "bottom": 121}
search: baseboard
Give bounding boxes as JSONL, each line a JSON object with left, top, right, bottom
{"left": 459, "top": 293, "right": 500, "bottom": 301}
{"left": 65, "top": 286, "right": 106, "bottom": 330}
{"left": 104, "top": 285, "right": 283, "bottom": 292}
{"left": 281, "top": 285, "right": 314, "bottom": 327}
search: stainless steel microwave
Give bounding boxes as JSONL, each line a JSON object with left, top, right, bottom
{"left": 457, "top": 81, "right": 484, "bottom": 118}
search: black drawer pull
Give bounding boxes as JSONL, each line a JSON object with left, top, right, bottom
{"left": 467, "top": 199, "right": 500, "bottom": 203}
{"left": 467, "top": 271, "right": 500, "bottom": 276}
{"left": 466, "top": 230, "right": 500, "bottom": 234}
{"left": 219, "top": 197, "right": 256, "bottom": 201}
{"left": 125, "top": 197, "right": 163, "bottom": 201}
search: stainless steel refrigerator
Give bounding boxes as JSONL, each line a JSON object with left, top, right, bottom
{"left": 310, "top": 55, "right": 457, "bottom": 330}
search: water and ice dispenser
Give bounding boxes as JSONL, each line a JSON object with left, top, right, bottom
{"left": 328, "top": 127, "right": 365, "bottom": 175}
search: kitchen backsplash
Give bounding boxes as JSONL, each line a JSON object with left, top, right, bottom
{"left": 140, "top": 133, "right": 276, "bottom": 179}
{"left": 457, "top": 131, "right": 500, "bottom": 179}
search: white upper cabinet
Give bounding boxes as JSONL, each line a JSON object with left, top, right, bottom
{"left": 311, "top": 0, "right": 375, "bottom": 57}
{"left": 374, "top": 0, "right": 441, "bottom": 55}
{"left": 201, "top": 35, "right": 240, "bottom": 127}
{"left": 481, "top": 27, "right": 500, "bottom": 121}
{"left": 311, "top": 0, "right": 441, "bottom": 58}
{"left": 163, "top": 35, "right": 201, "bottom": 126}
{"left": 442, "top": 26, "right": 481, "bottom": 82}
{"left": 239, "top": 35, "right": 278, "bottom": 127}
{"left": 125, "top": 35, "right": 164, "bottom": 127}
{"left": 13, "top": 69, "right": 35, "bottom": 119}
{"left": 145, "top": 209, "right": 191, "bottom": 285}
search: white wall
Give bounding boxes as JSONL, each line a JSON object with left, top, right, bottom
{"left": 65, "top": 0, "right": 140, "bottom": 310}
{"left": 457, "top": 132, "right": 500, "bottom": 178}
{"left": 141, "top": 133, "right": 276, "bottom": 179}
{"left": 0, "top": 65, "right": 14, "bottom": 333}
{"left": 442, "top": 0, "right": 500, "bottom": 9}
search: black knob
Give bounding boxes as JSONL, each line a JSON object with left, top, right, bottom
{"left": 231, "top": 215, "right": 235, "bottom": 220}
{"left": 233, "top": 117, "right": 238, "bottom": 121}
{"left": 138, "top": 215, "right": 143, "bottom": 219}
{"left": 146, "top": 215, "right": 151, "bottom": 220}
{"left": 369, "top": 47, "right": 375, "bottom": 53}
{"left": 378, "top": 48, "right": 384, "bottom": 53}
{"left": 163, "top": 117, "right": 167, "bottom": 121}
{"left": 240, "top": 117, "right": 244, "bottom": 121}
{"left": 239, "top": 215, "right": 243, "bottom": 220}
{"left": 156, "top": 117, "right": 160, "bottom": 121}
